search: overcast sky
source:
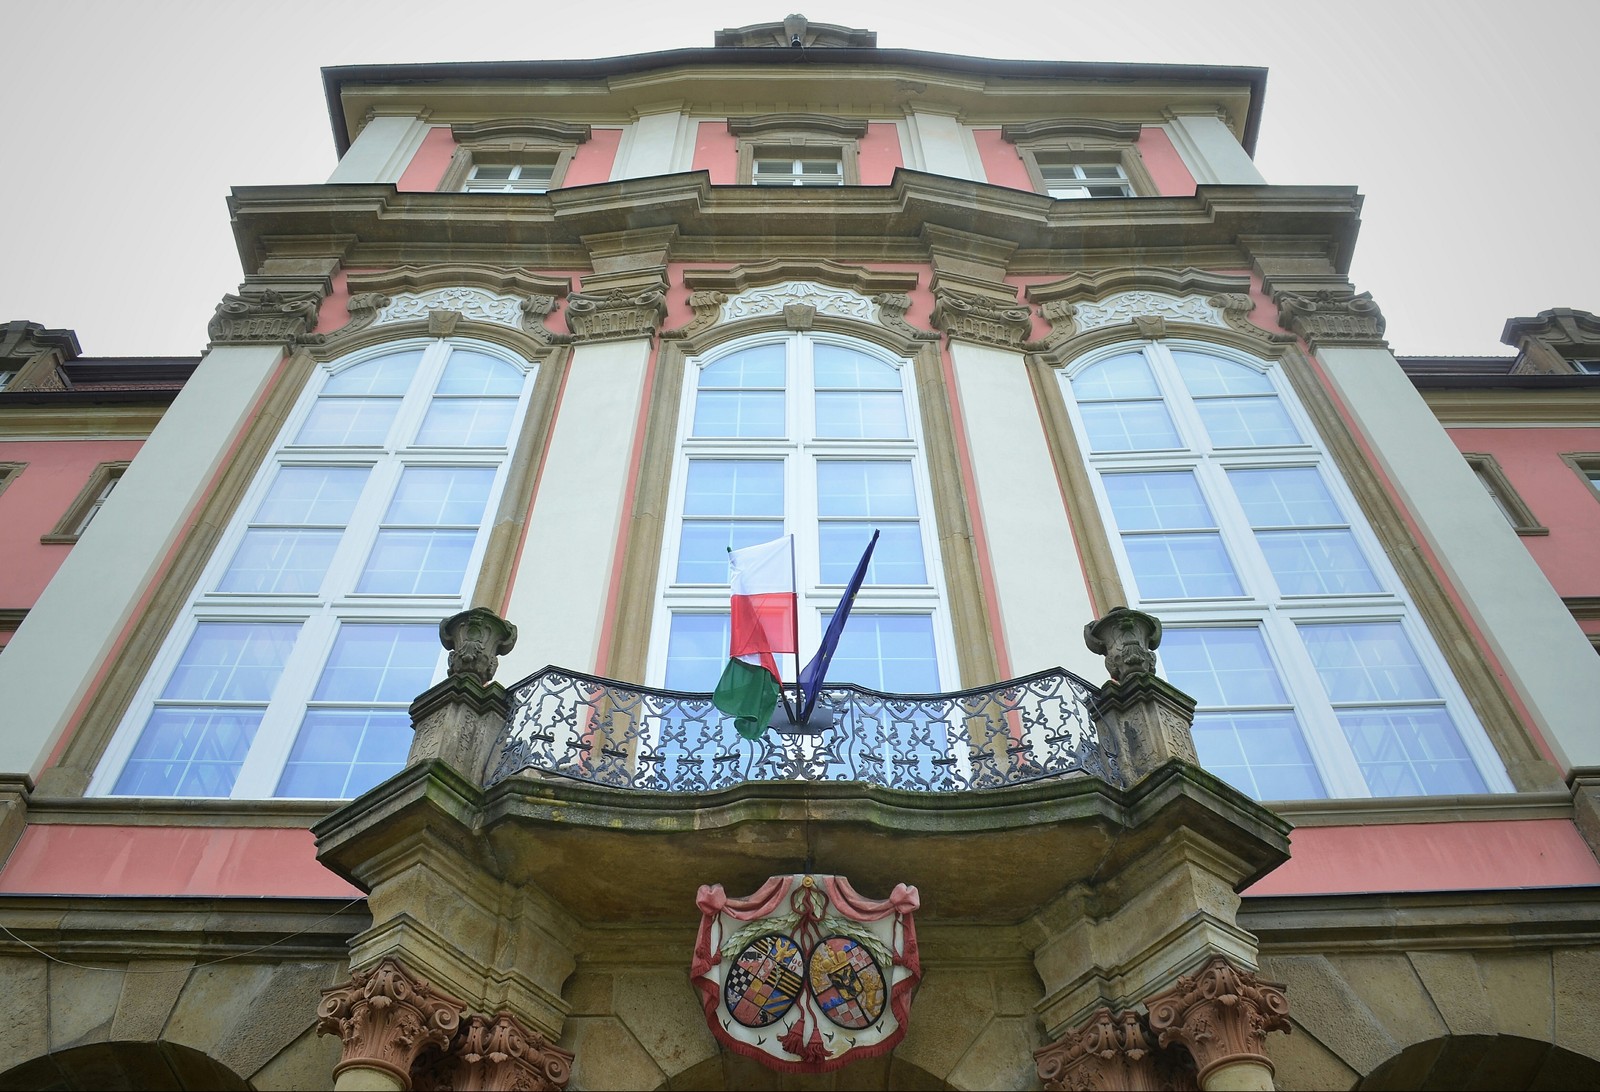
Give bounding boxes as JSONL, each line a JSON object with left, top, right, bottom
{"left": 3, "top": 0, "right": 1594, "bottom": 358}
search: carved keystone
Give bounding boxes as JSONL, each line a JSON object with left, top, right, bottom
{"left": 407, "top": 609, "right": 518, "bottom": 781}
{"left": 1035, "top": 1007, "right": 1198, "bottom": 1091}
{"left": 1145, "top": 956, "right": 1290, "bottom": 1088}
{"left": 317, "top": 957, "right": 467, "bottom": 1089}
{"left": 1085, "top": 606, "right": 1162, "bottom": 681}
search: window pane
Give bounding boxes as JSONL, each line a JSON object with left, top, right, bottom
{"left": 665, "top": 614, "right": 731, "bottom": 692}
{"left": 1193, "top": 397, "right": 1301, "bottom": 447}
{"left": 358, "top": 530, "right": 477, "bottom": 594}
{"left": 415, "top": 398, "right": 517, "bottom": 446}
{"left": 1300, "top": 623, "right": 1438, "bottom": 702}
{"left": 1172, "top": 352, "right": 1274, "bottom": 396}
{"left": 1338, "top": 707, "right": 1485, "bottom": 796}
{"left": 383, "top": 467, "right": 495, "bottom": 525}
{"left": 1123, "top": 534, "right": 1241, "bottom": 598}
{"left": 161, "top": 623, "right": 299, "bottom": 701}
{"left": 1078, "top": 401, "right": 1182, "bottom": 451}
{"left": 436, "top": 350, "right": 523, "bottom": 395}
{"left": 1072, "top": 353, "right": 1162, "bottom": 400}
{"left": 252, "top": 466, "right": 368, "bottom": 525}
{"left": 1229, "top": 468, "right": 1343, "bottom": 526}
{"left": 814, "top": 391, "right": 908, "bottom": 438}
{"left": 1193, "top": 712, "right": 1325, "bottom": 801}
{"left": 276, "top": 709, "right": 412, "bottom": 798}
{"left": 813, "top": 345, "right": 900, "bottom": 389}
{"left": 700, "top": 345, "right": 785, "bottom": 388}
{"left": 826, "top": 615, "right": 939, "bottom": 693}
{"left": 113, "top": 708, "right": 262, "bottom": 797}
{"left": 819, "top": 523, "right": 925, "bottom": 584}
{"left": 294, "top": 398, "right": 402, "bottom": 446}
{"left": 683, "top": 461, "right": 783, "bottom": 517}
{"left": 693, "top": 391, "right": 786, "bottom": 437}
{"left": 1160, "top": 628, "right": 1289, "bottom": 706}
{"left": 677, "top": 520, "right": 783, "bottom": 583}
{"left": 218, "top": 529, "right": 344, "bottom": 594}
{"left": 1255, "top": 530, "right": 1380, "bottom": 595}
{"left": 1103, "top": 472, "right": 1214, "bottom": 531}
{"left": 312, "top": 625, "right": 440, "bottom": 703}
{"left": 816, "top": 462, "right": 918, "bottom": 517}
{"left": 470, "top": 165, "right": 513, "bottom": 181}
{"left": 323, "top": 352, "right": 421, "bottom": 395}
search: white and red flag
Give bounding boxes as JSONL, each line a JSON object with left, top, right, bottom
{"left": 713, "top": 536, "right": 798, "bottom": 738}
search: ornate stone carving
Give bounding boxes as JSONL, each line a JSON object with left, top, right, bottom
{"left": 442, "top": 607, "right": 518, "bottom": 685}
{"left": 1133, "top": 315, "right": 1167, "bottom": 340}
{"left": 1145, "top": 956, "right": 1291, "bottom": 1085}
{"left": 930, "top": 291, "right": 1033, "bottom": 348}
{"left": 873, "top": 293, "right": 939, "bottom": 342}
{"left": 1207, "top": 292, "right": 1292, "bottom": 343}
{"left": 429, "top": 309, "right": 461, "bottom": 337}
{"left": 782, "top": 302, "right": 816, "bottom": 330}
{"left": 1274, "top": 289, "right": 1386, "bottom": 347}
{"left": 565, "top": 287, "right": 667, "bottom": 342}
{"left": 376, "top": 286, "right": 529, "bottom": 330}
{"left": 208, "top": 289, "right": 322, "bottom": 346}
{"left": 1074, "top": 291, "right": 1225, "bottom": 335}
{"left": 1035, "top": 1007, "right": 1198, "bottom": 1092}
{"left": 452, "top": 1012, "right": 574, "bottom": 1091}
{"left": 343, "top": 292, "right": 392, "bottom": 338}
{"left": 316, "top": 958, "right": 466, "bottom": 1087}
{"left": 661, "top": 290, "right": 727, "bottom": 341}
{"left": 721, "top": 280, "right": 879, "bottom": 325}
{"left": 1084, "top": 607, "right": 1162, "bottom": 680}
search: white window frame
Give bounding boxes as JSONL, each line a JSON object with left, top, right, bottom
{"left": 1058, "top": 339, "right": 1512, "bottom": 799}
{"left": 462, "top": 162, "right": 556, "bottom": 193}
{"left": 647, "top": 331, "right": 956, "bottom": 694}
{"left": 751, "top": 154, "right": 846, "bottom": 187}
{"left": 91, "top": 338, "right": 538, "bottom": 799}
{"left": 1037, "top": 160, "right": 1135, "bottom": 199}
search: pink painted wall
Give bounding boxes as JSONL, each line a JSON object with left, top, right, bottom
{"left": 858, "top": 122, "right": 904, "bottom": 185}
{"left": 972, "top": 125, "right": 1196, "bottom": 196}
{"left": 396, "top": 126, "right": 456, "bottom": 192}
{"left": 1446, "top": 425, "right": 1600, "bottom": 599}
{"left": 692, "top": 121, "right": 738, "bottom": 184}
{"left": 0, "top": 825, "right": 362, "bottom": 897}
{"left": 1244, "top": 819, "right": 1600, "bottom": 896}
{"left": 564, "top": 129, "right": 622, "bottom": 187}
{"left": 0, "top": 439, "right": 145, "bottom": 608}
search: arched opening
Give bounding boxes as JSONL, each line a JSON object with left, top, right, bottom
{"left": 1356, "top": 1034, "right": 1600, "bottom": 1090}
{"left": 0, "top": 1041, "right": 250, "bottom": 1091}
{"left": 663, "top": 1049, "right": 949, "bottom": 1090}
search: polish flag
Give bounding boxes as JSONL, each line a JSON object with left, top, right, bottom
{"left": 714, "top": 537, "right": 797, "bottom": 739}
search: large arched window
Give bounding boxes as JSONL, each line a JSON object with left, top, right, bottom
{"left": 91, "top": 339, "right": 537, "bottom": 799}
{"left": 1060, "top": 341, "right": 1511, "bottom": 800}
{"left": 651, "top": 332, "right": 954, "bottom": 695}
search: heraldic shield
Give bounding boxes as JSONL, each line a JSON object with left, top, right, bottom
{"left": 691, "top": 874, "right": 921, "bottom": 1073}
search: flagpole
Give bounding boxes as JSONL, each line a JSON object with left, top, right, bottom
{"left": 788, "top": 532, "right": 802, "bottom": 722}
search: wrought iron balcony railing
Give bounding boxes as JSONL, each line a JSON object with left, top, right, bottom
{"left": 488, "top": 666, "right": 1117, "bottom": 793}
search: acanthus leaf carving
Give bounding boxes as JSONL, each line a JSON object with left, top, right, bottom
{"left": 930, "top": 291, "right": 1033, "bottom": 348}
{"left": 1034, "top": 1007, "right": 1198, "bottom": 1092}
{"left": 208, "top": 289, "right": 323, "bottom": 347}
{"left": 1144, "top": 956, "right": 1290, "bottom": 1084}
{"left": 721, "top": 280, "right": 878, "bottom": 325}
{"left": 565, "top": 287, "right": 667, "bottom": 342}
{"left": 453, "top": 1011, "right": 574, "bottom": 1091}
{"left": 316, "top": 958, "right": 466, "bottom": 1086}
{"left": 1274, "top": 289, "right": 1387, "bottom": 348}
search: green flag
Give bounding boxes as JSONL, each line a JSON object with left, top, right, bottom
{"left": 713, "top": 656, "right": 780, "bottom": 740}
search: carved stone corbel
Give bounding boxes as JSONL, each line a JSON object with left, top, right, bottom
{"left": 1027, "top": 298, "right": 1079, "bottom": 351}
{"left": 1034, "top": 1007, "right": 1198, "bottom": 1092}
{"left": 1274, "top": 289, "right": 1387, "bottom": 349}
{"left": 929, "top": 291, "right": 1033, "bottom": 348}
{"left": 343, "top": 293, "right": 392, "bottom": 339}
{"left": 316, "top": 958, "right": 467, "bottom": 1089}
{"left": 872, "top": 292, "right": 939, "bottom": 342}
{"left": 565, "top": 287, "right": 668, "bottom": 342}
{"left": 1145, "top": 956, "right": 1291, "bottom": 1088}
{"left": 519, "top": 294, "right": 570, "bottom": 345}
{"left": 208, "top": 289, "right": 323, "bottom": 347}
{"left": 661, "top": 290, "right": 726, "bottom": 340}
{"left": 1208, "top": 293, "right": 1295, "bottom": 344}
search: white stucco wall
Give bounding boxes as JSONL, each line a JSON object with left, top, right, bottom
{"left": 947, "top": 341, "right": 1101, "bottom": 680}
{"left": 499, "top": 338, "right": 650, "bottom": 679}
{"left": 0, "top": 344, "right": 287, "bottom": 777}
{"left": 1162, "top": 113, "right": 1265, "bottom": 186}
{"left": 1316, "top": 343, "right": 1600, "bottom": 770}
{"left": 908, "top": 109, "right": 981, "bottom": 181}
{"left": 611, "top": 109, "right": 689, "bottom": 180}
{"left": 327, "top": 113, "right": 432, "bottom": 185}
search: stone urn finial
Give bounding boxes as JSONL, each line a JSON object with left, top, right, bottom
{"left": 1084, "top": 607, "right": 1162, "bottom": 681}
{"left": 441, "top": 607, "right": 518, "bottom": 685}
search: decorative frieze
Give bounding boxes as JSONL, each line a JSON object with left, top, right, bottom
{"left": 720, "top": 280, "right": 880, "bottom": 326}
{"left": 208, "top": 289, "right": 323, "bottom": 347}
{"left": 1275, "top": 289, "right": 1387, "bottom": 348}
{"left": 1145, "top": 956, "right": 1291, "bottom": 1086}
{"left": 376, "top": 286, "right": 528, "bottom": 330}
{"left": 565, "top": 287, "right": 667, "bottom": 342}
{"left": 930, "top": 291, "right": 1033, "bottom": 348}
{"left": 317, "top": 958, "right": 466, "bottom": 1087}
{"left": 1034, "top": 1007, "right": 1198, "bottom": 1092}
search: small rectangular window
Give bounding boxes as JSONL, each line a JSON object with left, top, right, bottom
{"left": 1463, "top": 453, "right": 1546, "bottom": 535}
{"left": 1038, "top": 160, "right": 1134, "bottom": 199}
{"left": 42, "top": 462, "right": 130, "bottom": 544}
{"left": 753, "top": 155, "right": 844, "bottom": 186}
{"left": 463, "top": 162, "right": 556, "bottom": 193}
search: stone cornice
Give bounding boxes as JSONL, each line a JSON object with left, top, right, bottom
{"left": 228, "top": 178, "right": 1361, "bottom": 277}
{"left": 1417, "top": 386, "right": 1600, "bottom": 426}
{"left": 726, "top": 112, "right": 869, "bottom": 138}
{"left": 1001, "top": 117, "right": 1142, "bottom": 143}
{"left": 1271, "top": 789, "right": 1574, "bottom": 828}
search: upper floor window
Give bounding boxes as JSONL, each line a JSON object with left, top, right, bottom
{"left": 90, "top": 340, "right": 537, "bottom": 800}
{"left": 1060, "top": 342, "right": 1511, "bottom": 801}
{"left": 1002, "top": 119, "right": 1155, "bottom": 200}
{"left": 1462, "top": 453, "right": 1545, "bottom": 535}
{"left": 41, "top": 461, "right": 130, "bottom": 544}
{"left": 753, "top": 154, "right": 845, "bottom": 187}
{"left": 439, "top": 118, "right": 591, "bottom": 195}
{"left": 463, "top": 162, "right": 555, "bottom": 194}
{"left": 729, "top": 114, "right": 867, "bottom": 187}
{"left": 1037, "top": 159, "right": 1134, "bottom": 199}
{"left": 652, "top": 334, "right": 951, "bottom": 696}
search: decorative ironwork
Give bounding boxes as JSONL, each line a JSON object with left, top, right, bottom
{"left": 488, "top": 666, "right": 1115, "bottom": 791}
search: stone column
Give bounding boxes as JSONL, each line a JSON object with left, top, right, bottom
{"left": 1145, "top": 956, "right": 1290, "bottom": 1091}
{"left": 406, "top": 607, "right": 518, "bottom": 781}
{"left": 317, "top": 958, "right": 466, "bottom": 1091}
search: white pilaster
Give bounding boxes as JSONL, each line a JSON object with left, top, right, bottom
{"left": 0, "top": 344, "right": 287, "bottom": 777}
{"left": 499, "top": 338, "right": 650, "bottom": 679}
{"left": 1161, "top": 113, "right": 1265, "bottom": 185}
{"left": 947, "top": 341, "right": 1100, "bottom": 679}
{"left": 327, "top": 112, "right": 432, "bottom": 184}
{"left": 909, "top": 108, "right": 981, "bottom": 181}
{"left": 611, "top": 107, "right": 688, "bottom": 180}
{"left": 1316, "top": 343, "right": 1600, "bottom": 770}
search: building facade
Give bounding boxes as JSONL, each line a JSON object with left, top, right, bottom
{"left": 1, "top": 18, "right": 1598, "bottom": 1091}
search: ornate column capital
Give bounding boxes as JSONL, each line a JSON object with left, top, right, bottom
{"left": 929, "top": 290, "right": 1033, "bottom": 348}
{"left": 317, "top": 958, "right": 467, "bottom": 1088}
{"left": 1273, "top": 289, "right": 1387, "bottom": 350}
{"left": 565, "top": 286, "right": 668, "bottom": 342}
{"left": 208, "top": 287, "right": 324, "bottom": 348}
{"left": 450, "top": 1011, "right": 574, "bottom": 1091}
{"left": 1035, "top": 1007, "right": 1198, "bottom": 1091}
{"left": 1144, "top": 956, "right": 1290, "bottom": 1086}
